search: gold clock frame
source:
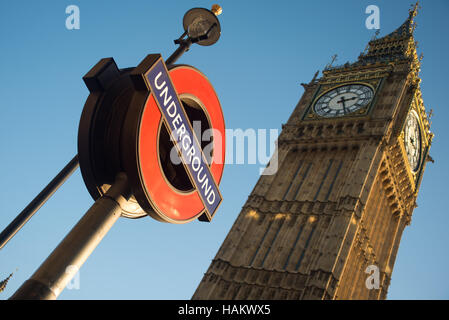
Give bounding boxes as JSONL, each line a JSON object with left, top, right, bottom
{"left": 303, "top": 78, "right": 384, "bottom": 121}
{"left": 399, "top": 100, "right": 429, "bottom": 190}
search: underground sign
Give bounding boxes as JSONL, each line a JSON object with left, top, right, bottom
{"left": 125, "top": 54, "right": 225, "bottom": 223}
{"left": 78, "top": 54, "right": 225, "bottom": 224}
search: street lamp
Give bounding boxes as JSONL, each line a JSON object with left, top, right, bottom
{"left": 166, "top": 5, "right": 222, "bottom": 65}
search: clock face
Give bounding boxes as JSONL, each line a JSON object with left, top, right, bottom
{"left": 313, "top": 84, "right": 374, "bottom": 118}
{"left": 404, "top": 110, "right": 422, "bottom": 172}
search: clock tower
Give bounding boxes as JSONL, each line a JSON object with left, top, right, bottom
{"left": 193, "top": 4, "right": 433, "bottom": 300}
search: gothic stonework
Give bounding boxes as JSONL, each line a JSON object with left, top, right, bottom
{"left": 193, "top": 4, "right": 432, "bottom": 300}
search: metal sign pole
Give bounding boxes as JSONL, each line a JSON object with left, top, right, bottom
{"left": 0, "top": 5, "right": 223, "bottom": 250}
{"left": 7, "top": 4, "right": 224, "bottom": 300}
{"left": 9, "top": 173, "right": 130, "bottom": 300}
{"left": 0, "top": 155, "right": 79, "bottom": 250}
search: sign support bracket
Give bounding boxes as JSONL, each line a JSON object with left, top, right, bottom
{"left": 9, "top": 173, "right": 130, "bottom": 300}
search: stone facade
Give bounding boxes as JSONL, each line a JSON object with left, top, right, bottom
{"left": 193, "top": 5, "right": 433, "bottom": 300}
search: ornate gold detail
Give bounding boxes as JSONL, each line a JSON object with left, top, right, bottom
{"left": 304, "top": 80, "right": 380, "bottom": 121}
{"left": 211, "top": 4, "right": 222, "bottom": 16}
{"left": 0, "top": 271, "right": 15, "bottom": 293}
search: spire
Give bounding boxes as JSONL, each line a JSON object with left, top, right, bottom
{"left": 409, "top": 1, "right": 419, "bottom": 19}
{"left": 0, "top": 272, "right": 14, "bottom": 293}
{"left": 380, "top": 1, "right": 419, "bottom": 40}
{"left": 356, "top": 2, "right": 421, "bottom": 66}
{"left": 323, "top": 3, "right": 422, "bottom": 74}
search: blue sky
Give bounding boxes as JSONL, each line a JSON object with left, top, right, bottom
{"left": 0, "top": 0, "right": 448, "bottom": 299}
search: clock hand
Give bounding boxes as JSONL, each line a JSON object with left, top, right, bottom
{"left": 337, "top": 96, "right": 347, "bottom": 112}
{"left": 337, "top": 95, "right": 358, "bottom": 114}
{"left": 337, "top": 96, "right": 357, "bottom": 106}
{"left": 337, "top": 97, "right": 346, "bottom": 106}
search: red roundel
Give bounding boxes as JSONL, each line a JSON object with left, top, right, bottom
{"left": 138, "top": 65, "right": 225, "bottom": 223}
